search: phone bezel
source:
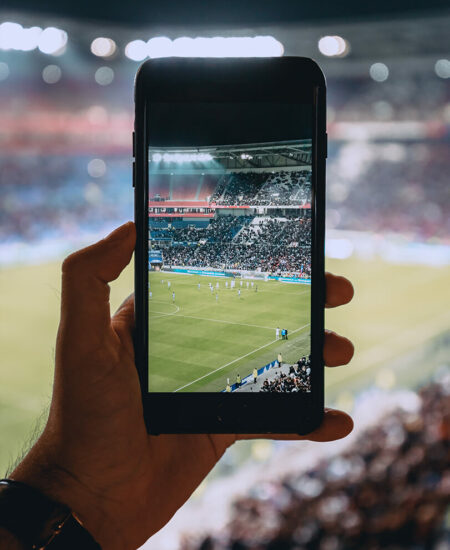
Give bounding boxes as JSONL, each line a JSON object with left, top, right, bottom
{"left": 134, "top": 57, "right": 326, "bottom": 434}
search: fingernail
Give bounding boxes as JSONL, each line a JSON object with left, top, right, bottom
{"left": 106, "top": 222, "right": 132, "bottom": 242}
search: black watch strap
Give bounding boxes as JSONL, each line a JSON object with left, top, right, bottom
{"left": 0, "top": 479, "right": 101, "bottom": 549}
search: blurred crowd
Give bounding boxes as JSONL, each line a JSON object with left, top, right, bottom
{"left": 0, "top": 67, "right": 449, "bottom": 254}
{"left": 182, "top": 379, "right": 450, "bottom": 550}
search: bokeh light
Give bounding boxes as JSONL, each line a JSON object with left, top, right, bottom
{"left": 42, "top": 64, "right": 62, "bottom": 84}
{"left": 434, "top": 59, "right": 450, "bottom": 79}
{"left": 318, "top": 35, "right": 349, "bottom": 57}
{"left": 94, "top": 66, "right": 114, "bottom": 85}
{"left": 0, "top": 61, "right": 9, "bottom": 81}
{"left": 90, "top": 37, "right": 116, "bottom": 57}
{"left": 38, "top": 27, "right": 68, "bottom": 55}
{"left": 87, "top": 158, "right": 106, "bottom": 178}
{"left": 369, "top": 62, "right": 389, "bottom": 82}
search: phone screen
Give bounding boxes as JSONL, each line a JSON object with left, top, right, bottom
{"left": 147, "top": 102, "right": 313, "bottom": 394}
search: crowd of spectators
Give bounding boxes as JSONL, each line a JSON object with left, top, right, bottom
{"left": 210, "top": 171, "right": 311, "bottom": 207}
{"left": 182, "top": 378, "right": 450, "bottom": 550}
{"left": 327, "top": 142, "right": 449, "bottom": 240}
{"left": 261, "top": 356, "right": 311, "bottom": 393}
{"left": 154, "top": 214, "right": 312, "bottom": 275}
{"left": 0, "top": 154, "right": 131, "bottom": 244}
{"left": 1, "top": 140, "right": 448, "bottom": 250}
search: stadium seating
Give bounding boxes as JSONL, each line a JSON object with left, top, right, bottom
{"left": 182, "top": 379, "right": 450, "bottom": 550}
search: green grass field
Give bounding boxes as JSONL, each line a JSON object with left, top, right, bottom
{"left": 1, "top": 255, "right": 449, "bottom": 474}
{"left": 148, "top": 273, "right": 310, "bottom": 392}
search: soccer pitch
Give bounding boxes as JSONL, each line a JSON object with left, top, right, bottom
{"left": 148, "top": 273, "right": 310, "bottom": 392}
{"left": 1, "top": 255, "right": 449, "bottom": 474}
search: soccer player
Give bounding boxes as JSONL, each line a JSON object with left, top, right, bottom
{"left": 216, "top": 282, "right": 219, "bottom": 289}
{"left": 255, "top": 284, "right": 258, "bottom": 293}
{"left": 238, "top": 289, "right": 241, "bottom": 298}
{"left": 172, "top": 291, "right": 175, "bottom": 302}
{"left": 226, "top": 379, "right": 231, "bottom": 393}
{"left": 276, "top": 327, "right": 280, "bottom": 340}
{"left": 253, "top": 368, "right": 258, "bottom": 384}
{"left": 210, "top": 286, "right": 214, "bottom": 294}
{"left": 197, "top": 282, "right": 201, "bottom": 290}
{"left": 251, "top": 281, "right": 254, "bottom": 288}
{"left": 236, "top": 373, "right": 241, "bottom": 388}
{"left": 149, "top": 291, "right": 153, "bottom": 299}
{"left": 278, "top": 352, "right": 283, "bottom": 366}
{"left": 246, "top": 281, "right": 249, "bottom": 289}
{"left": 215, "top": 293, "right": 218, "bottom": 302}
{"left": 168, "top": 281, "right": 171, "bottom": 289}
{"left": 240, "top": 280, "right": 243, "bottom": 287}
{"left": 225, "top": 281, "right": 228, "bottom": 289}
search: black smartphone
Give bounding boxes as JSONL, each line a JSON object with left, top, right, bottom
{"left": 133, "top": 57, "right": 326, "bottom": 434}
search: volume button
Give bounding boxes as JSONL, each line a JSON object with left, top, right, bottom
{"left": 132, "top": 131, "right": 136, "bottom": 157}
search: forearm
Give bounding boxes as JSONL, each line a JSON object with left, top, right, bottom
{"left": 0, "top": 528, "right": 24, "bottom": 550}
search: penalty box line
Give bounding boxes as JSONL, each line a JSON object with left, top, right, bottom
{"left": 173, "top": 322, "right": 311, "bottom": 393}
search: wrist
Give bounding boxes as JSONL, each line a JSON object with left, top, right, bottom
{"left": 10, "top": 434, "right": 117, "bottom": 549}
{"left": 0, "top": 528, "right": 24, "bottom": 550}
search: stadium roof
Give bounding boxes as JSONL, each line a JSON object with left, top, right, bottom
{"left": 149, "top": 141, "right": 312, "bottom": 171}
{"left": 1, "top": 0, "right": 448, "bottom": 27}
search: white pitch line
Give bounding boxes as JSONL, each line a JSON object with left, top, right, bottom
{"left": 149, "top": 304, "right": 180, "bottom": 319}
{"left": 174, "top": 322, "right": 310, "bottom": 392}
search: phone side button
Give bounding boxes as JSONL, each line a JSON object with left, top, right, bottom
{"left": 132, "top": 161, "right": 136, "bottom": 188}
{"left": 324, "top": 132, "right": 328, "bottom": 158}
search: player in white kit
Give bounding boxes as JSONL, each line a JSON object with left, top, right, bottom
{"left": 276, "top": 327, "right": 280, "bottom": 340}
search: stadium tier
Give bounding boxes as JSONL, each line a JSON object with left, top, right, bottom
{"left": 149, "top": 214, "right": 312, "bottom": 274}
{"left": 182, "top": 379, "right": 450, "bottom": 549}
{"left": 1, "top": 142, "right": 449, "bottom": 245}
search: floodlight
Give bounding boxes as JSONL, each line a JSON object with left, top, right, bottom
{"left": 38, "top": 27, "right": 67, "bottom": 55}
{"left": 91, "top": 37, "right": 116, "bottom": 58}
{"left": 147, "top": 36, "right": 172, "bottom": 58}
{"left": 318, "top": 35, "right": 349, "bottom": 57}
{"left": 125, "top": 40, "right": 147, "bottom": 61}
{"left": 0, "top": 22, "right": 23, "bottom": 50}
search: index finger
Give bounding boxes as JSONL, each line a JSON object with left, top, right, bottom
{"left": 325, "top": 272, "right": 354, "bottom": 308}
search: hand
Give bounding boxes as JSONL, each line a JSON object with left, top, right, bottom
{"left": 11, "top": 222, "right": 354, "bottom": 550}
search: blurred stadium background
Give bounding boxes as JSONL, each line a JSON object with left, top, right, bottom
{"left": 0, "top": 1, "right": 449, "bottom": 548}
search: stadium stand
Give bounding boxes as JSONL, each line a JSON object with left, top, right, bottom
{"left": 261, "top": 355, "right": 311, "bottom": 392}
{"left": 210, "top": 170, "right": 311, "bottom": 206}
{"left": 152, "top": 214, "right": 312, "bottom": 274}
{"left": 182, "top": 378, "right": 450, "bottom": 550}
